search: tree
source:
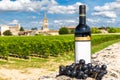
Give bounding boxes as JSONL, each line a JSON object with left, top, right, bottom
{"left": 20, "top": 27, "right": 24, "bottom": 31}
{"left": 91, "top": 27, "right": 101, "bottom": 34}
{"left": 3, "top": 30, "right": 12, "bottom": 36}
{"left": 70, "top": 29, "right": 75, "bottom": 34}
{"left": 31, "top": 27, "right": 37, "bottom": 30}
{"left": 59, "top": 27, "right": 69, "bottom": 34}
{"left": 107, "top": 27, "right": 120, "bottom": 33}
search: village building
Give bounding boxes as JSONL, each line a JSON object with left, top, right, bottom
{"left": 0, "top": 12, "right": 59, "bottom": 36}
{"left": 18, "top": 30, "right": 38, "bottom": 36}
{"left": 0, "top": 24, "right": 20, "bottom": 36}
{"left": 98, "top": 27, "right": 108, "bottom": 34}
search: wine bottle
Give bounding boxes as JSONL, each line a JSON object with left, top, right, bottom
{"left": 75, "top": 5, "right": 91, "bottom": 63}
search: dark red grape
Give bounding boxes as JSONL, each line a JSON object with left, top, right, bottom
{"left": 87, "top": 63, "right": 92, "bottom": 68}
{"left": 103, "top": 70, "right": 107, "bottom": 74}
{"left": 66, "top": 65, "right": 70, "bottom": 70}
{"left": 77, "top": 71, "right": 84, "bottom": 79}
{"left": 58, "top": 59, "right": 107, "bottom": 80}
{"left": 98, "top": 72, "right": 104, "bottom": 77}
{"left": 89, "top": 69, "right": 93, "bottom": 73}
{"left": 70, "top": 63, "right": 76, "bottom": 69}
{"left": 81, "top": 64, "right": 88, "bottom": 71}
{"left": 93, "top": 68, "right": 97, "bottom": 72}
{"left": 84, "top": 69, "right": 88, "bottom": 74}
{"left": 82, "top": 74, "right": 88, "bottom": 79}
{"left": 79, "top": 59, "right": 85, "bottom": 65}
{"left": 95, "top": 65, "right": 100, "bottom": 69}
{"left": 101, "top": 64, "right": 107, "bottom": 70}
{"left": 71, "top": 70, "right": 77, "bottom": 77}
{"left": 96, "top": 76, "right": 102, "bottom": 80}
{"left": 66, "top": 69, "right": 71, "bottom": 76}
{"left": 59, "top": 65, "right": 66, "bottom": 75}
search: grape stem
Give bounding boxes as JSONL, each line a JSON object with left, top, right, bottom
{"left": 75, "top": 64, "right": 79, "bottom": 70}
{"left": 94, "top": 72, "right": 98, "bottom": 79}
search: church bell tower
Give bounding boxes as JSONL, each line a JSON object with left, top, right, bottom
{"left": 41, "top": 12, "right": 49, "bottom": 31}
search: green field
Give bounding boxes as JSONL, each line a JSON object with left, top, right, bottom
{"left": 0, "top": 34, "right": 120, "bottom": 69}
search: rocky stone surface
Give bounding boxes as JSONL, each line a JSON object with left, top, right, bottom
{"left": 39, "top": 42, "right": 120, "bottom": 80}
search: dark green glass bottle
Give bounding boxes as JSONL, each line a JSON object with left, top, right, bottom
{"left": 75, "top": 5, "right": 91, "bottom": 63}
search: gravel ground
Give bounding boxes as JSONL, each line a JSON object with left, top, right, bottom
{"left": 39, "top": 42, "right": 120, "bottom": 80}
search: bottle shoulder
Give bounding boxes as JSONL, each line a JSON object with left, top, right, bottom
{"left": 76, "top": 24, "right": 90, "bottom": 28}
{"left": 75, "top": 24, "right": 90, "bottom": 31}
{"left": 75, "top": 24, "right": 91, "bottom": 37}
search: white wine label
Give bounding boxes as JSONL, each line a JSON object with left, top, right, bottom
{"left": 75, "top": 41, "right": 91, "bottom": 63}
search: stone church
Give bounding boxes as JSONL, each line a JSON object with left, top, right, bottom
{"left": 39, "top": 13, "right": 59, "bottom": 35}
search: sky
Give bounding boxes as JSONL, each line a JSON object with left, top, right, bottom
{"left": 0, "top": 0, "right": 120, "bottom": 30}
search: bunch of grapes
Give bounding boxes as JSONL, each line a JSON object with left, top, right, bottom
{"left": 58, "top": 59, "right": 107, "bottom": 80}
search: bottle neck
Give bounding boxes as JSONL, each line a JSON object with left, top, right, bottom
{"left": 79, "top": 15, "right": 86, "bottom": 24}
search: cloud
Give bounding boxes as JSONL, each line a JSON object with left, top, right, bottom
{"left": 106, "top": 19, "right": 116, "bottom": 23}
{"left": 92, "top": 11, "right": 117, "bottom": 18}
{"left": 53, "top": 19, "right": 77, "bottom": 27}
{"left": 54, "top": 19, "right": 76, "bottom": 23}
{"left": 48, "top": 2, "right": 83, "bottom": 14}
{"left": 54, "top": 20, "right": 61, "bottom": 23}
{"left": 0, "top": 0, "right": 83, "bottom": 14}
{"left": 92, "top": 1, "right": 120, "bottom": 18}
{"left": 116, "top": 0, "right": 119, "bottom": 1}
{"left": 31, "top": 16, "right": 37, "bottom": 19}
{"left": 31, "top": 21, "right": 43, "bottom": 25}
{"left": 87, "top": 18, "right": 100, "bottom": 23}
{"left": 94, "top": 2, "right": 120, "bottom": 11}
{"left": 9, "top": 19, "right": 19, "bottom": 24}
{"left": 0, "top": 0, "right": 50, "bottom": 12}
